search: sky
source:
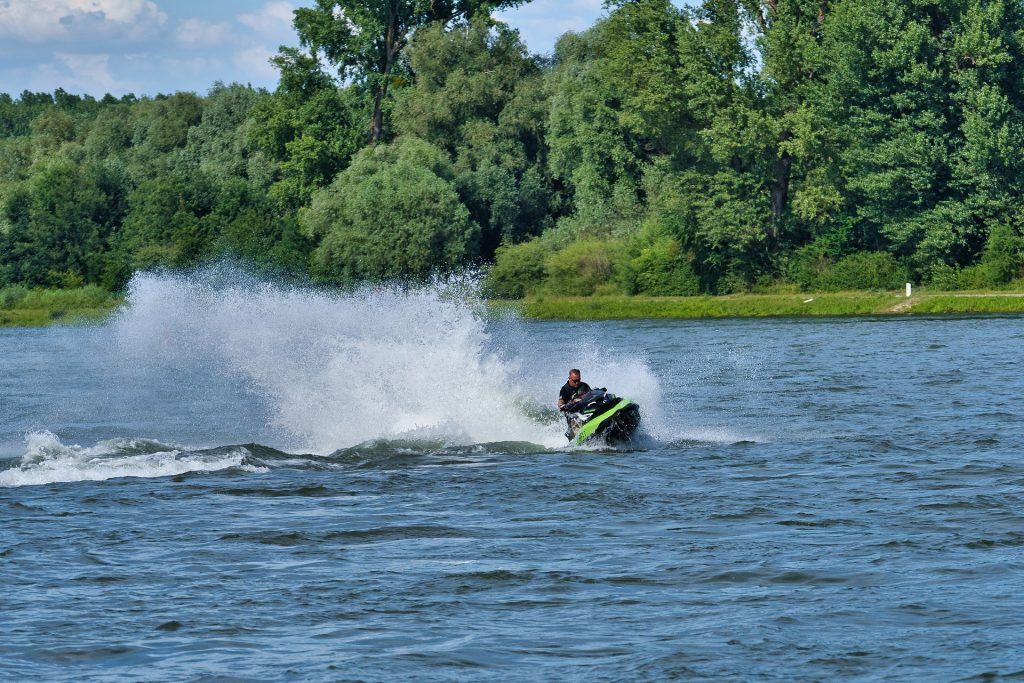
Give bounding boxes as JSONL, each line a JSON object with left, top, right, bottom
{"left": 0, "top": 0, "right": 633, "bottom": 98}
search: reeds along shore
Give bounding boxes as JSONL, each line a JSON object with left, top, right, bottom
{"left": 4, "top": 286, "right": 1024, "bottom": 327}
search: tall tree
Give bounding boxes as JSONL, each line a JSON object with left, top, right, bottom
{"left": 393, "top": 17, "right": 552, "bottom": 256}
{"left": 822, "top": 0, "right": 964, "bottom": 270}
{"left": 1, "top": 161, "right": 126, "bottom": 286}
{"left": 251, "top": 50, "right": 368, "bottom": 209}
{"left": 287, "top": 0, "right": 532, "bottom": 144}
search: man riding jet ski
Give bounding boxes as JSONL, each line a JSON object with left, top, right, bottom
{"left": 558, "top": 369, "right": 641, "bottom": 445}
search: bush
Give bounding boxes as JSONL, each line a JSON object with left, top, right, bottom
{"left": 978, "top": 223, "right": 1024, "bottom": 285}
{"left": 786, "top": 243, "right": 832, "bottom": 291}
{"left": 0, "top": 284, "right": 28, "bottom": 309}
{"left": 544, "top": 239, "right": 625, "bottom": 296}
{"left": 927, "top": 225, "right": 1023, "bottom": 290}
{"left": 815, "top": 251, "right": 904, "bottom": 291}
{"left": 485, "top": 238, "right": 548, "bottom": 298}
{"left": 626, "top": 236, "right": 699, "bottom": 296}
{"left": 715, "top": 270, "right": 752, "bottom": 295}
{"left": 750, "top": 276, "right": 799, "bottom": 294}
{"left": 960, "top": 263, "right": 999, "bottom": 289}
{"left": 927, "top": 262, "right": 963, "bottom": 290}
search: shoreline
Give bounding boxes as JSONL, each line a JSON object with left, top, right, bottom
{"left": 506, "top": 291, "right": 1024, "bottom": 320}
{"left": 4, "top": 289, "right": 1024, "bottom": 327}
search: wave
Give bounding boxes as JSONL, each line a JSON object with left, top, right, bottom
{"left": 0, "top": 431, "right": 265, "bottom": 488}
{"left": 0, "top": 427, "right": 671, "bottom": 487}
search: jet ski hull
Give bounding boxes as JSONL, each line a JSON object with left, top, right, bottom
{"left": 572, "top": 397, "right": 641, "bottom": 446}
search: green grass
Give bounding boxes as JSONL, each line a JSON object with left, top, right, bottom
{"left": 907, "top": 294, "right": 1024, "bottom": 315}
{"left": 0, "top": 285, "right": 123, "bottom": 327}
{"left": 4, "top": 285, "right": 1024, "bottom": 327}
{"left": 503, "top": 289, "right": 1024, "bottom": 320}
{"left": 515, "top": 292, "right": 902, "bottom": 319}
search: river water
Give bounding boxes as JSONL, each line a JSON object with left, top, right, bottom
{"left": 3, "top": 271, "right": 1024, "bottom": 681}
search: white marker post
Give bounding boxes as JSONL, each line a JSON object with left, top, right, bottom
{"left": 906, "top": 282, "right": 912, "bottom": 298}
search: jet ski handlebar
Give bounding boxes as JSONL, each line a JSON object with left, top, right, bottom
{"left": 561, "top": 388, "right": 609, "bottom": 413}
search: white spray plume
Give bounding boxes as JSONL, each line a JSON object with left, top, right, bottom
{"left": 110, "top": 267, "right": 569, "bottom": 452}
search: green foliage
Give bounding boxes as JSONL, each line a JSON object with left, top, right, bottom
{"left": 789, "top": 249, "right": 904, "bottom": 292}
{"left": 20, "top": 284, "right": 117, "bottom": 309}
{"left": 908, "top": 294, "right": 1024, "bottom": 314}
{"left": 395, "top": 18, "right": 538, "bottom": 150}
{"left": 927, "top": 223, "right": 1024, "bottom": 288}
{"left": 211, "top": 179, "right": 313, "bottom": 277}
{"left": 302, "top": 137, "right": 480, "bottom": 283}
{"left": 485, "top": 238, "right": 548, "bottom": 298}
{"left": 83, "top": 105, "right": 133, "bottom": 161}
{"left": 6, "top": 0, "right": 1024, "bottom": 303}
{"left": 30, "top": 108, "right": 77, "bottom": 149}
{"left": 817, "top": 251, "right": 905, "bottom": 291}
{"left": 249, "top": 76, "right": 366, "bottom": 208}
{"left": 393, "top": 18, "right": 553, "bottom": 255}
{"left": 978, "top": 222, "right": 1024, "bottom": 283}
{"left": 0, "top": 285, "right": 121, "bottom": 325}
{"left": 546, "top": 29, "right": 651, "bottom": 235}
{"left": 180, "top": 83, "right": 267, "bottom": 179}
{"left": 543, "top": 239, "right": 627, "bottom": 296}
{"left": 1, "top": 92, "right": 53, "bottom": 137}
{"left": 110, "top": 169, "right": 314, "bottom": 288}
{"left": 787, "top": 242, "right": 834, "bottom": 291}
{"left": 0, "top": 284, "right": 28, "bottom": 308}
{"left": 519, "top": 292, "right": 902, "bottom": 319}
{"left": 625, "top": 235, "right": 700, "bottom": 296}
{"left": 1, "top": 160, "right": 126, "bottom": 287}
{"left": 0, "top": 137, "right": 33, "bottom": 184}
{"left": 130, "top": 93, "right": 203, "bottom": 156}
{"left": 287, "top": 0, "right": 530, "bottom": 143}
{"left": 117, "top": 172, "right": 216, "bottom": 272}
{"left": 927, "top": 262, "right": 965, "bottom": 290}
{"left": 0, "top": 85, "right": 319, "bottom": 292}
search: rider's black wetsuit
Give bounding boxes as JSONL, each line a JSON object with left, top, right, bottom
{"left": 559, "top": 380, "right": 592, "bottom": 408}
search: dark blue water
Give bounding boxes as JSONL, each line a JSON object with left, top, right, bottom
{"left": 3, "top": 278, "right": 1024, "bottom": 680}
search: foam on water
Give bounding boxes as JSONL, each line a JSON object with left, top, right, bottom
{"left": 0, "top": 431, "right": 263, "bottom": 487}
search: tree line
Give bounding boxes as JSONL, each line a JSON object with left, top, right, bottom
{"left": 2, "top": 0, "right": 1024, "bottom": 297}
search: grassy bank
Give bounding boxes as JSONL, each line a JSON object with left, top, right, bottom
{"left": 0, "top": 286, "right": 123, "bottom": 327}
{"left": 4, "top": 286, "right": 1024, "bottom": 327}
{"left": 510, "top": 290, "right": 1024, "bottom": 320}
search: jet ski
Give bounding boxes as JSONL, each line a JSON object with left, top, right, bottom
{"left": 561, "top": 388, "right": 641, "bottom": 446}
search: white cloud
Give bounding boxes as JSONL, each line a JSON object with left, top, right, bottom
{"left": 232, "top": 45, "right": 278, "bottom": 83}
{"left": 151, "top": 54, "right": 221, "bottom": 76}
{"left": 53, "top": 52, "right": 116, "bottom": 92}
{"left": 237, "top": 2, "right": 295, "bottom": 39}
{"left": 495, "top": 0, "right": 607, "bottom": 54}
{"left": 177, "top": 18, "right": 229, "bottom": 47}
{"left": 0, "top": 0, "right": 167, "bottom": 42}
{"left": 496, "top": 0, "right": 694, "bottom": 54}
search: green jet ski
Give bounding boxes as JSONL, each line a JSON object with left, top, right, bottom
{"left": 561, "top": 388, "right": 641, "bottom": 445}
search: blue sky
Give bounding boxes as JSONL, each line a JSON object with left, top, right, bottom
{"left": 0, "top": 0, "right": 684, "bottom": 98}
